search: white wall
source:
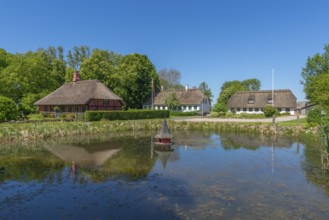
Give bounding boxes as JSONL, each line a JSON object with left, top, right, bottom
{"left": 230, "top": 107, "right": 295, "bottom": 115}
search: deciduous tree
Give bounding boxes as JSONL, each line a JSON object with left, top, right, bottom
{"left": 165, "top": 92, "right": 180, "bottom": 110}
{"left": 199, "top": 81, "right": 213, "bottom": 103}
{"left": 114, "top": 54, "right": 160, "bottom": 109}
{"left": 158, "top": 68, "right": 182, "bottom": 89}
{"left": 301, "top": 44, "right": 329, "bottom": 110}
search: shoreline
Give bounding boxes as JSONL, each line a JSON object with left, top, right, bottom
{"left": 0, "top": 118, "right": 318, "bottom": 144}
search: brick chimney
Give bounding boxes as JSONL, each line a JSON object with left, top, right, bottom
{"left": 72, "top": 71, "right": 80, "bottom": 82}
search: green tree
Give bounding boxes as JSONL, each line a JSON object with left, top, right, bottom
{"left": 67, "top": 46, "right": 91, "bottom": 70}
{"left": 0, "top": 51, "right": 58, "bottom": 103}
{"left": 301, "top": 44, "right": 329, "bottom": 109}
{"left": 114, "top": 54, "right": 160, "bottom": 109}
{"left": 199, "top": 81, "right": 213, "bottom": 103}
{"left": 263, "top": 105, "right": 277, "bottom": 117}
{"left": 242, "top": 78, "right": 261, "bottom": 90}
{"left": 0, "top": 48, "right": 12, "bottom": 71}
{"left": 306, "top": 107, "right": 322, "bottom": 126}
{"left": 20, "top": 92, "right": 49, "bottom": 114}
{"left": 165, "top": 92, "right": 181, "bottom": 110}
{"left": 0, "top": 96, "right": 18, "bottom": 122}
{"left": 214, "top": 78, "right": 261, "bottom": 112}
{"left": 79, "top": 49, "right": 122, "bottom": 88}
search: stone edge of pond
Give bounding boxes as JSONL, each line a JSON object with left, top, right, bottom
{"left": 0, "top": 119, "right": 319, "bottom": 143}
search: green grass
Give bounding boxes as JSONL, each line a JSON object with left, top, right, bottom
{"left": 276, "top": 117, "right": 308, "bottom": 127}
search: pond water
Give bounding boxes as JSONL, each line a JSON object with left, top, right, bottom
{"left": 1, "top": 130, "right": 329, "bottom": 220}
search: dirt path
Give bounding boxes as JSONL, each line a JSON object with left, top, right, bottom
{"left": 172, "top": 115, "right": 306, "bottom": 123}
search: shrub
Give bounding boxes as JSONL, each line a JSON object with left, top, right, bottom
{"left": 0, "top": 96, "right": 19, "bottom": 123}
{"left": 263, "top": 105, "right": 278, "bottom": 118}
{"left": 170, "top": 111, "right": 198, "bottom": 117}
{"left": 213, "top": 102, "right": 227, "bottom": 112}
{"left": 225, "top": 112, "right": 234, "bottom": 118}
{"left": 306, "top": 107, "right": 322, "bottom": 126}
{"left": 85, "top": 110, "right": 169, "bottom": 121}
{"left": 210, "top": 112, "right": 220, "bottom": 118}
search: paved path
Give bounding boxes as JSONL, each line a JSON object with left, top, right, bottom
{"left": 172, "top": 115, "right": 306, "bottom": 123}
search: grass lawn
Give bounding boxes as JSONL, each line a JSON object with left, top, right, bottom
{"left": 276, "top": 117, "right": 308, "bottom": 127}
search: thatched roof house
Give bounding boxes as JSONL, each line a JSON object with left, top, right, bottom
{"left": 227, "top": 89, "right": 297, "bottom": 115}
{"left": 35, "top": 71, "right": 125, "bottom": 113}
{"left": 152, "top": 87, "right": 211, "bottom": 113}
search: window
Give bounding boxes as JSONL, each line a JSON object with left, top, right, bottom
{"left": 237, "top": 108, "right": 240, "bottom": 112}
{"left": 248, "top": 99, "right": 254, "bottom": 104}
{"left": 61, "top": 106, "right": 65, "bottom": 112}
{"left": 267, "top": 98, "right": 273, "bottom": 104}
{"left": 44, "top": 106, "right": 48, "bottom": 112}
{"left": 249, "top": 108, "right": 253, "bottom": 112}
{"left": 68, "top": 106, "right": 72, "bottom": 112}
{"left": 82, "top": 106, "right": 86, "bottom": 112}
{"left": 75, "top": 107, "right": 79, "bottom": 112}
{"left": 286, "top": 108, "right": 290, "bottom": 112}
{"left": 103, "top": 100, "right": 109, "bottom": 105}
{"left": 255, "top": 108, "right": 259, "bottom": 112}
{"left": 278, "top": 108, "right": 282, "bottom": 112}
{"left": 243, "top": 108, "right": 247, "bottom": 112}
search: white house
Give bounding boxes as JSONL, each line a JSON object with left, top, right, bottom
{"left": 227, "top": 89, "right": 297, "bottom": 115}
{"left": 152, "top": 87, "right": 211, "bottom": 114}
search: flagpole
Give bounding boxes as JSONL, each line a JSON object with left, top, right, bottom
{"left": 272, "top": 68, "right": 274, "bottom": 107}
{"left": 151, "top": 78, "right": 154, "bottom": 110}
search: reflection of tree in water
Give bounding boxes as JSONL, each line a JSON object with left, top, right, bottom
{"left": 0, "top": 131, "right": 157, "bottom": 183}
{"left": 220, "top": 132, "right": 294, "bottom": 150}
{"left": 0, "top": 143, "right": 64, "bottom": 182}
{"left": 301, "top": 137, "right": 329, "bottom": 196}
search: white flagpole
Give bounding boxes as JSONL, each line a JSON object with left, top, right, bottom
{"left": 272, "top": 68, "right": 274, "bottom": 107}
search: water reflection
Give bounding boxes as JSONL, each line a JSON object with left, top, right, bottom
{"left": 1, "top": 131, "right": 329, "bottom": 219}
{"left": 45, "top": 144, "right": 121, "bottom": 168}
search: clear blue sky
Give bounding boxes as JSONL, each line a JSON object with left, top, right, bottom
{"left": 1, "top": 0, "right": 329, "bottom": 101}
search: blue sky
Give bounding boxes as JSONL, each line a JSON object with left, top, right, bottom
{"left": 1, "top": 0, "right": 329, "bottom": 101}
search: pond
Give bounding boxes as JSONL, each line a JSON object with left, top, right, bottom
{"left": 1, "top": 130, "right": 329, "bottom": 219}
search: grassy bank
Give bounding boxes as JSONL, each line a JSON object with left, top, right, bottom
{"left": 0, "top": 118, "right": 318, "bottom": 143}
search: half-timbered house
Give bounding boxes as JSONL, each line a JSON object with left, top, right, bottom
{"left": 34, "top": 71, "right": 125, "bottom": 113}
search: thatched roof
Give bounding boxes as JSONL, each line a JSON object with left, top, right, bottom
{"left": 154, "top": 89, "right": 208, "bottom": 106}
{"left": 34, "top": 80, "right": 124, "bottom": 106}
{"left": 227, "top": 89, "right": 296, "bottom": 108}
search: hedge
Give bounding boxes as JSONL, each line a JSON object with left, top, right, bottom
{"left": 170, "top": 111, "right": 199, "bottom": 116}
{"left": 85, "top": 110, "right": 170, "bottom": 121}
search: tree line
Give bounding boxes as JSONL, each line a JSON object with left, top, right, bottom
{"left": 0, "top": 46, "right": 214, "bottom": 122}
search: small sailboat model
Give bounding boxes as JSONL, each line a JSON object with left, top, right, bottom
{"left": 154, "top": 118, "right": 174, "bottom": 150}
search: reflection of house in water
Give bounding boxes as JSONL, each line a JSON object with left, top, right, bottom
{"left": 45, "top": 144, "right": 121, "bottom": 168}
{"left": 220, "top": 133, "right": 294, "bottom": 150}
{"left": 173, "top": 131, "right": 212, "bottom": 149}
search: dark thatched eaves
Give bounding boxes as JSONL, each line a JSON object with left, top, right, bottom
{"left": 34, "top": 80, "right": 125, "bottom": 106}
{"left": 227, "top": 90, "right": 297, "bottom": 108}
{"left": 154, "top": 89, "right": 208, "bottom": 106}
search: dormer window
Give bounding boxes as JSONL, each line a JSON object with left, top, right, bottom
{"left": 248, "top": 94, "right": 255, "bottom": 104}
{"left": 267, "top": 98, "right": 273, "bottom": 104}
